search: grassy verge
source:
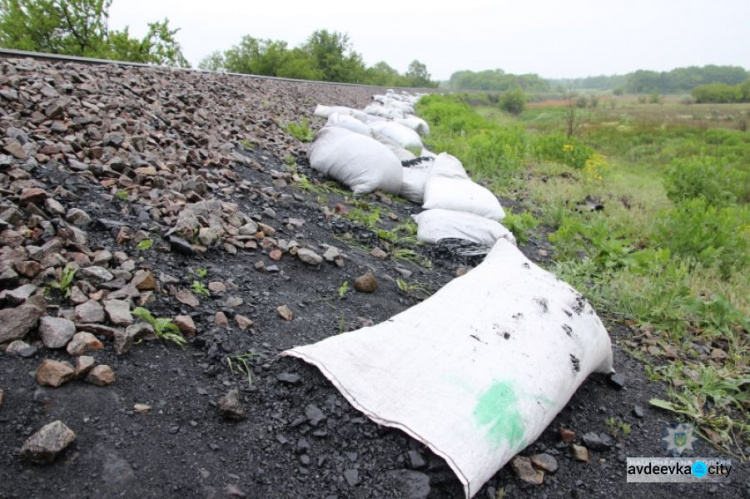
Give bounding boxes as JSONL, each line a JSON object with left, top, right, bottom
{"left": 416, "top": 95, "right": 750, "bottom": 456}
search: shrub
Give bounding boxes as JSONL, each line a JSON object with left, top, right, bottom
{"left": 532, "top": 133, "right": 594, "bottom": 169}
{"left": 499, "top": 88, "right": 526, "bottom": 115}
{"left": 655, "top": 198, "right": 750, "bottom": 277}
{"left": 465, "top": 127, "right": 528, "bottom": 177}
{"left": 664, "top": 157, "right": 740, "bottom": 207}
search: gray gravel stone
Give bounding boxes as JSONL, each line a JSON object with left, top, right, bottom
{"left": 0, "top": 304, "right": 42, "bottom": 343}
{"left": 218, "top": 389, "right": 246, "bottom": 421}
{"left": 39, "top": 316, "right": 77, "bottom": 349}
{"left": 79, "top": 266, "right": 114, "bottom": 283}
{"left": 75, "top": 300, "right": 105, "bottom": 323}
{"left": 103, "top": 299, "right": 133, "bottom": 326}
{"left": 297, "top": 248, "right": 323, "bottom": 265}
{"left": 343, "top": 469, "right": 360, "bottom": 487}
{"left": 305, "top": 404, "right": 326, "bottom": 426}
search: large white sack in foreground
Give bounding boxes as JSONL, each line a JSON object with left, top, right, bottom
{"left": 308, "top": 127, "right": 403, "bottom": 194}
{"left": 414, "top": 209, "right": 516, "bottom": 247}
{"left": 284, "top": 239, "right": 614, "bottom": 498}
{"left": 423, "top": 176, "right": 506, "bottom": 220}
{"left": 370, "top": 121, "right": 423, "bottom": 150}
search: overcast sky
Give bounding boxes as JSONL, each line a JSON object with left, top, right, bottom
{"left": 108, "top": 0, "right": 750, "bottom": 81}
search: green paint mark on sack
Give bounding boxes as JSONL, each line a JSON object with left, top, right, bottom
{"left": 473, "top": 381, "right": 526, "bottom": 451}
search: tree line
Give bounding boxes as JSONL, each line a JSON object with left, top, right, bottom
{"left": 692, "top": 81, "right": 750, "bottom": 103}
{"left": 0, "top": 0, "right": 189, "bottom": 66}
{"left": 197, "top": 30, "right": 437, "bottom": 88}
{"left": 446, "top": 69, "right": 550, "bottom": 92}
{"left": 0, "top": 0, "right": 438, "bottom": 88}
{"left": 550, "top": 65, "right": 749, "bottom": 94}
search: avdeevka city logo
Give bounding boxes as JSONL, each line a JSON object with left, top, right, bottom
{"left": 663, "top": 423, "right": 697, "bottom": 456}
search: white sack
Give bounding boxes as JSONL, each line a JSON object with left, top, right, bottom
{"left": 431, "top": 153, "right": 469, "bottom": 179}
{"left": 325, "top": 113, "right": 372, "bottom": 136}
{"left": 284, "top": 239, "right": 614, "bottom": 498}
{"left": 420, "top": 148, "right": 437, "bottom": 159}
{"left": 413, "top": 209, "right": 516, "bottom": 247}
{"left": 364, "top": 103, "right": 405, "bottom": 120}
{"left": 308, "top": 127, "right": 403, "bottom": 194}
{"left": 397, "top": 116, "right": 430, "bottom": 137}
{"left": 423, "top": 176, "right": 506, "bottom": 220}
{"left": 370, "top": 121, "right": 423, "bottom": 150}
{"left": 375, "top": 136, "right": 417, "bottom": 163}
{"left": 384, "top": 97, "right": 415, "bottom": 114}
{"left": 400, "top": 165, "right": 433, "bottom": 203}
{"left": 314, "top": 105, "right": 368, "bottom": 122}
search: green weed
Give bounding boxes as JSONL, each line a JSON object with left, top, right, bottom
{"left": 191, "top": 280, "right": 210, "bottom": 297}
{"left": 338, "top": 281, "right": 349, "bottom": 299}
{"left": 132, "top": 307, "right": 186, "bottom": 347}
{"left": 48, "top": 265, "right": 76, "bottom": 298}
{"left": 393, "top": 248, "right": 432, "bottom": 269}
{"left": 605, "top": 416, "right": 632, "bottom": 439}
{"left": 284, "top": 117, "right": 314, "bottom": 142}
{"left": 226, "top": 352, "right": 256, "bottom": 386}
{"left": 136, "top": 239, "right": 153, "bottom": 251}
{"left": 346, "top": 207, "right": 381, "bottom": 230}
{"left": 502, "top": 209, "right": 540, "bottom": 245}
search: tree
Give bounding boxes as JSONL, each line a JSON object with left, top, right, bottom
{"left": 405, "top": 59, "right": 436, "bottom": 88}
{"left": 364, "top": 61, "right": 404, "bottom": 86}
{"left": 198, "top": 50, "right": 225, "bottom": 72}
{"left": 0, "top": 0, "right": 189, "bottom": 66}
{"left": 223, "top": 36, "right": 290, "bottom": 75}
{"left": 303, "top": 30, "right": 365, "bottom": 83}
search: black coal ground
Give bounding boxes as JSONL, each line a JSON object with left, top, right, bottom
{"left": 1, "top": 86, "right": 748, "bottom": 499}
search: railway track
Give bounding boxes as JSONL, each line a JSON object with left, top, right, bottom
{"left": 0, "top": 47, "right": 441, "bottom": 92}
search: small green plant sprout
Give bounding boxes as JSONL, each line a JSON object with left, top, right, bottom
{"left": 48, "top": 265, "right": 76, "bottom": 298}
{"left": 195, "top": 268, "right": 208, "bottom": 279}
{"left": 191, "top": 280, "right": 210, "bottom": 296}
{"left": 239, "top": 139, "right": 256, "bottom": 150}
{"left": 338, "top": 280, "right": 349, "bottom": 299}
{"left": 225, "top": 352, "right": 256, "bottom": 386}
{"left": 283, "top": 155, "right": 296, "bottom": 166}
{"left": 396, "top": 278, "right": 431, "bottom": 298}
{"left": 132, "top": 307, "right": 186, "bottom": 347}
{"left": 115, "top": 189, "right": 129, "bottom": 200}
{"left": 605, "top": 416, "right": 632, "bottom": 439}
{"left": 393, "top": 248, "right": 432, "bottom": 269}
{"left": 137, "top": 239, "right": 153, "bottom": 251}
{"left": 284, "top": 117, "right": 314, "bottom": 142}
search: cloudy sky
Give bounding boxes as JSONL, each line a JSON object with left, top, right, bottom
{"left": 109, "top": 0, "right": 750, "bottom": 80}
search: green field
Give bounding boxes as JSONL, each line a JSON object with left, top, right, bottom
{"left": 416, "top": 95, "right": 750, "bottom": 455}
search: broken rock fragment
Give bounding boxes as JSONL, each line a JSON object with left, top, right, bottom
{"left": 0, "top": 304, "right": 43, "bottom": 343}
{"left": 35, "top": 360, "right": 75, "bottom": 388}
{"left": 21, "top": 421, "right": 76, "bottom": 464}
